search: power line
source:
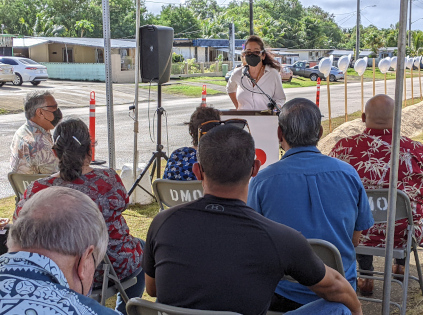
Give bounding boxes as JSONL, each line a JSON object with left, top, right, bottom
{"left": 361, "top": 14, "right": 374, "bottom": 25}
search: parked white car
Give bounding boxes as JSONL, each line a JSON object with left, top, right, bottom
{"left": 0, "top": 56, "right": 48, "bottom": 86}
{"left": 0, "top": 62, "right": 15, "bottom": 87}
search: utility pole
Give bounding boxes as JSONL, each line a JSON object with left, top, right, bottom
{"left": 355, "top": 0, "right": 360, "bottom": 62}
{"left": 409, "top": 0, "right": 412, "bottom": 47}
{"left": 249, "top": 0, "right": 253, "bottom": 35}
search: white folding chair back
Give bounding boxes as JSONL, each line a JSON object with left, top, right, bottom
{"left": 308, "top": 239, "right": 345, "bottom": 277}
{"left": 152, "top": 179, "right": 203, "bottom": 211}
{"left": 355, "top": 189, "right": 423, "bottom": 314}
{"left": 126, "top": 298, "right": 241, "bottom": 315}
{"left": 90, "top": 255, "right": 138, "bottom": 306}
{"left": 8, "top": 172, "right": 49, "bottom": 206}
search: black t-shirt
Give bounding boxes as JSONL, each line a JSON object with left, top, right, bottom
{"left": 142, "top": 195, "right": 325, "bottom": 315}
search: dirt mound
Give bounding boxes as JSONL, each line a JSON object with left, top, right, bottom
{"left": 318, "top": 101, "right": 423, "bottom": 155}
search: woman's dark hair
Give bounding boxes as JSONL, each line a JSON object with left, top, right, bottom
{"left": 189, "top": 106, "right": 221, "bottom": 147}
{"left": 244, "top": 35, "right": 281, "bottom": 71}
{"left": 52, "top": 118, "right": 91, "bottom": 182}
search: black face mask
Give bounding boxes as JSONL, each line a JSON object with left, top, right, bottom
{"left": 245, "top": 54, "right": 262, "bottom": 67}
{"left": 44, "top": 108, "right": 63, "bottom": 127}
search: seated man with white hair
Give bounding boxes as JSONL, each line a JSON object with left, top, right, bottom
{"left": 0, "top": 186, "right": 120, "bottom": 314}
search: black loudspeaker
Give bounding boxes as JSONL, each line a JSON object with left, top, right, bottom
{"left": 140, "top": 25, "right": 174, "bottom": 85}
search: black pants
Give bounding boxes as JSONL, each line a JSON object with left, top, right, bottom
{"left": 357, "top": 254, "right": 405, "bottom": 275}
{"left": 269, "top": 292, "right": 304, "bottom": 312}
{"left": 0, "top": 226, "right": 9, "bottom": 256}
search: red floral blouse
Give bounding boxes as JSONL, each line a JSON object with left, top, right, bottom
{"left": 14, "top": 168, "right": 143, "bottom": 283}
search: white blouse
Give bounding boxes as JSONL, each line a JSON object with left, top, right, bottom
{"left": 226, "top": 65, "right": 286, "bottom": 110}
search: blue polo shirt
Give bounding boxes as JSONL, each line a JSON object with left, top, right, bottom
{"left": 247, "top": 146, "right": 374, "bottom": 305}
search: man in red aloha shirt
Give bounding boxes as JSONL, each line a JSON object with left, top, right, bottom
{"left": 330, "top": 94, "right": 423, "bottom": 296}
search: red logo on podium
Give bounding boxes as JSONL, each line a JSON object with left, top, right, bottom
{"left": 255, "top": 149, "right": 267, "bottom": 166}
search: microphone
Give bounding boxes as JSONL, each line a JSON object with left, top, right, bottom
{"left": 243, "top": 65, "right": 250, "bottom": 78}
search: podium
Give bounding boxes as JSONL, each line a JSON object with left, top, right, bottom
{"left": 220, "top": 110, "right": 279, "bottom": 169}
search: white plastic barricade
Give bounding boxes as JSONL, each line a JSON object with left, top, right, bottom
{"left": 120, "top": 163, "right": 153, "bottom": 205}
{"left": 220, "top": 110, "right": 279, "bottom": 169}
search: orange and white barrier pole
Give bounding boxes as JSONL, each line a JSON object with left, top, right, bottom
{"left": 89, "top": 91, "right": 96, "bottom": 161}
{"left": 201, "top": 85, "right": 207, "bottom": 106}
{"left": 316, "top": 77, "right": 321, "bottom": 107}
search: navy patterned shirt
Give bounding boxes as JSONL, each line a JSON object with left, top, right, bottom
{"left": 0, "top": 251, "right": 121, "bottom": 314}
{"left": 163, "top": 147, "right": 197, "bottom": 181}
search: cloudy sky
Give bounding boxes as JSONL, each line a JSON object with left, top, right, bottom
{"left": 144, "top": 0, "right": 423, "bottom": 30}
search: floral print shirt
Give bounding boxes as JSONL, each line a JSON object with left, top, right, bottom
{"left": 10, "top": 120, "right": 59, "bottom": 174}
{"left": 14, "top": 168, "right": 142, "bottom": 284}
{"left": 330, "top": 128, "right": 423, "bottom": 248}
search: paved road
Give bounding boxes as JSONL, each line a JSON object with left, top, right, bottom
{"left": 1, "top": 77, "right": 422, "bottom": 198}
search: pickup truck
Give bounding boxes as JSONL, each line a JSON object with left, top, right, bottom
{"left": 288, "top": 61, "right": 344, "bottom": 82}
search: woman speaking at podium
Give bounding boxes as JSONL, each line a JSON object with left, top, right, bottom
{"left": 226, "top": 35, "right": 286, "bottom": 110}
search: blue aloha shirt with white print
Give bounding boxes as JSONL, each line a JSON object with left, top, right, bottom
{"left": 0, "top": 251, "right": 121, "bottom": 314}
{"left": 163, "top": 147, "right": 197, "bottom": 181}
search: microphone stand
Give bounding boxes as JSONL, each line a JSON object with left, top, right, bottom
{"left": 243, "top": 65, "right": 280, "bottom": 113}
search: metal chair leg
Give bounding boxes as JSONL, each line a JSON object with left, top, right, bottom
{"left": 101, "top": 263, "right": 110, "bottom": 306}
{"left": 413, "top": 244, "right": 423, "bottom": 294}
{"left": 103, "top": 255, "right": 130, "bottom": 303}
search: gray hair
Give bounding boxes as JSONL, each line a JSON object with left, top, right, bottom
{"left": 278, "top": 98, "right": 322, "bottom": 148}
{"left": 8, "top": 186, "right": 108, "bottom": 265}
{"left": 24, "top": 91, "right": 53, "bottom": 119}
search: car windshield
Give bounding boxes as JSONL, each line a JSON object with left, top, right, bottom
{"left": 20, "top": 58, "right": 39, "bottom": 65}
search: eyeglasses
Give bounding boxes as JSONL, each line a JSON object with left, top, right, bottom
{"left": 243, "top": 50, "right": 264, "bottom": 57}
{"left": 41, "top": 104, "right": 58, "bottom": 111}
{"left": 198, "top": 119, "right": 250, "bottom": 143}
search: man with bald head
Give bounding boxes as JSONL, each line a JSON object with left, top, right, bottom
{"left": 330, "top": 94, "right": 423, "bottom": 296}
{"left": 0, "top": 186, "right": 120, "bottom": 314}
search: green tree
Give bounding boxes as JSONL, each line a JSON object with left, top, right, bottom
{"left": 75, "top": 19, "right": 94, "bottom": 37}
{"left": 158, "top": 4, "right": 201, "bottom": 39}
{"left": 363, "top": 25, "right": 385, "bottom": 55}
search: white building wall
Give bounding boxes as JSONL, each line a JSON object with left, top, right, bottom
{"left": 172, "top": 47, "right": 193, "bottom": 61}
{"left": 197, "top": 47, "right": 206, "bottom": 62}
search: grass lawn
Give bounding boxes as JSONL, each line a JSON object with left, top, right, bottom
{"left": 283, "top": 77, "right": 318, "bottom": 88}
{"left": 177, "top": 76, "right": 228, "bottom": 87}
{"left": 346, "top": 68, "right": 423, "bottom": 80}
{"left": 139, "top": 84, "right": 223, "bottom": 97}
{"left": 413, "top": 132, "right": 423, "bottom": 143}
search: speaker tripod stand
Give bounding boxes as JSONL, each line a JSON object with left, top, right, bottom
{"left": 128, "top": 84, "right": 168, "bottom": 197}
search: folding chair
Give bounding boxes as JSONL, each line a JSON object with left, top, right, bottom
{"left": 355, "top": 189, "right": 423, "bottom": 314}
{"left": 126, "top": 298, "right": 241, "bottom": 315}
{"left": 152, "top": 179, "right": 203, "bottom": 211}
{"left": 90, "top": 255, "right": 138, "bottom": 306}
{"left": 308, "top": 239, "right": 345, "bottom": 276}
{"left": 7, "top": 172, "right": 49, "bottom": 206}
{"left": 281, "top": 238, "right": 345, "bottom": 283}
{"left": 266, "top": 239, "right": 345, "bottom": 315}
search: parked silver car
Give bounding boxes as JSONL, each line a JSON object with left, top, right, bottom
{"left": 0, "top": 62, "right": 14, "bottom": 87}
{"left": 0, "top": 56, "right": 48, "bottom": 86}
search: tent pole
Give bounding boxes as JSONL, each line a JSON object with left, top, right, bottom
{"left": 102, "top": 0, "right": 116, "bottom": 169}
{"left": 132, "top": 0, "right": 141, "bottom": 202}
{"left": 382, "top": 0, "right": 408, "bottom": 313}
